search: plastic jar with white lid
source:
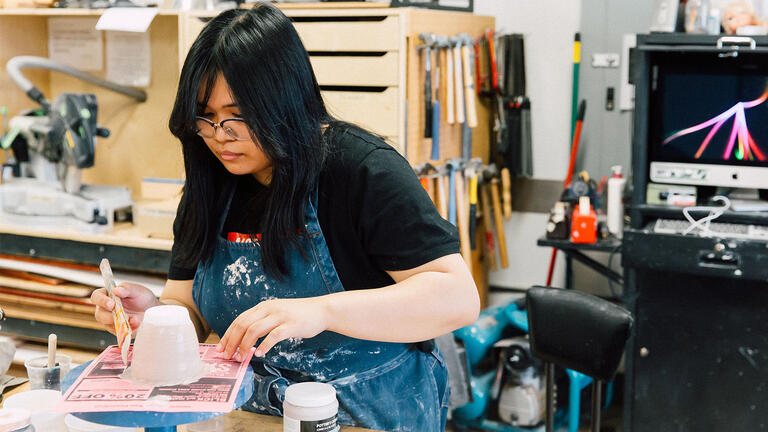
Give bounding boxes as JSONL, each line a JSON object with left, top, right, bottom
{"left": 0, "top": 407, "right": 35, "bottom": 432}
{"left": 283, "top": 382, "right": 339, "bottom": 432}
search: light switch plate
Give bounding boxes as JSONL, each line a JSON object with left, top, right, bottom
{"left": 592, "top": 53, "right": 621, "bottom": 68}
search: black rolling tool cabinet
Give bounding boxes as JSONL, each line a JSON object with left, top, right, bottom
{"left": 623, "top": 34, "right": 768, "bottom": 432}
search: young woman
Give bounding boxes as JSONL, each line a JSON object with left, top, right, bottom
{"left": 91, "top": 5, "right": 479, "bottom": 431}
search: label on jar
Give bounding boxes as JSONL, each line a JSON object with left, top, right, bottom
{"left": 284, "top": 414, "right": 339, "bottom": 432}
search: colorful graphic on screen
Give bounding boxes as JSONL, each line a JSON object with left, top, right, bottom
{"left": 662, "top": 83, "right": 768, "bottom": 162}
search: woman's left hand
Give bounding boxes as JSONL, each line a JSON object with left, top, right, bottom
{"left": 217, "top": 297, "right": 329, "bottom": 361}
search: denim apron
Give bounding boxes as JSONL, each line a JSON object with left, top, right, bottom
{"left": 192, "top": 186, "right": 450, "bottom": 431}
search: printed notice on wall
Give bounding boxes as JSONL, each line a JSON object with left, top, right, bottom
{"left": 48, "top": 18, "right": 103, "bottom": 71}
{"left": 106, "top": 31, "right": 151, "bottom": 87}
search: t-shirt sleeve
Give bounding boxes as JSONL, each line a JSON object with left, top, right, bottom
{"left": 168, "top": 193, "right": 197, "bottom": 281}
{"left": 352, "top": 148, "right": 460, "bottom": 271}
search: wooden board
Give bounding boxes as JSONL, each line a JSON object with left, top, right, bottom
{"left": 0, "top": 291, "right": 94, "bottom": 314}
{"left": 0, "top": 275, "right": 93, "bottom": 297}
{"left": 0, "top": 222, "right": 173, "bottom": 250}
{"left": 0, "top": 303, "right": 103, "bottom": 331}
{"left": 0, "top": 286, "right": 92, "bottom": 305}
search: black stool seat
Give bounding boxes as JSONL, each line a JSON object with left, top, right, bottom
{"left": 526, "top": 285, "right": 633, "bottom": 432}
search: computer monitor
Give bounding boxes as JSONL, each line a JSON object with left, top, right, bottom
{"left": 648, "top": 51, "right": 768, "bottom": 189}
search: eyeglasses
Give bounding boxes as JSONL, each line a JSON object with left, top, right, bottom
{"left": 194, "top": 116, "right": 251, "bottom": 141}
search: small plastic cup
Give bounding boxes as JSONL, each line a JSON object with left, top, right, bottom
{"left": 24, "top": 354, "right": 71, "bottom": 391}
{"left": 125, "top": 305, "right": 205, "bottom": 386}
{"left": 4, "top": 389, "right": 66, "bottom": 431}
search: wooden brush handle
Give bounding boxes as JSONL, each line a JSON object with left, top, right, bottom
{"left": 490, "top": 179, "right": 509, "bottom": 268}
{"left": 501, "top": 167, "right": 512, "bottom": 219}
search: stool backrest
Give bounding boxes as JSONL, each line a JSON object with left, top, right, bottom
{"left": 526, "top": 286, "right": 632, "bottom": 382}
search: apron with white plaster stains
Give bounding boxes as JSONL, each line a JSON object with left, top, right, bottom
{"left": 192, "top": 187, "right": 450, "bottom": 431}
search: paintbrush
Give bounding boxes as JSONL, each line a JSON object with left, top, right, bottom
{"left": 99, "top": 259, "right": 132, "bottom": 366}
{"left": 44, "top": 333, "right": 60, "bottom": 390}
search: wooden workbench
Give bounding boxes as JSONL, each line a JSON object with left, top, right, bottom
{"left": 2, "top": 383, "right": 378, "bottom": 431}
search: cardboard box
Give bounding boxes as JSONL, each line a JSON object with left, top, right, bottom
{"left": 140, "top": 178, "right": 184, "bottom": 201}
{"left": 133, "top": 198, "right": 178, "bottom": 239}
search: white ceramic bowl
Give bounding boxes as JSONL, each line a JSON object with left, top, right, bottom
{"left": 123, "top": 305, "right": 206, "bottom": 386}
{"left": 4, "top": 389, "right": 66, "bottom": 432}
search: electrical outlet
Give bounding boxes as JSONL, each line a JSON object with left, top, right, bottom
{"left": 592, "top": 53, "right": 621, "bottom": 68}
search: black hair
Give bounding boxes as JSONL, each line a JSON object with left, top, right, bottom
{"left": 169, "top": 4, "right": 333, "bottom": 277}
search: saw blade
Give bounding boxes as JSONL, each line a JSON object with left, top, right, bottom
{"left": 99, "top": 258, "right": 132, "bottom": 366}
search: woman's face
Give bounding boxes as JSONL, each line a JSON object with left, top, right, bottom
{"left": 197, "top": 74, "right": 272, "bottom": 184}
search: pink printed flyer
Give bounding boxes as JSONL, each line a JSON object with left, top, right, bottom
{"left": 57, "top": 344, "right": 254, "bottom": 413}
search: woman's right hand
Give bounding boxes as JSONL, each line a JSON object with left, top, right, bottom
{"left": 91, "top": 282, "right": 162, "bottom": 334}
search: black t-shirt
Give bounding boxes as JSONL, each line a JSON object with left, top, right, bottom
{"left": 168, "top": 126, "right": 460, "bottom": 291}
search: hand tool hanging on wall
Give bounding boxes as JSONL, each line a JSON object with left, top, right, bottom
{"left": 467, "top": 158, "right": 482, "bottom": 250}
{"left": 501, "top": 167, "right": 512, "bottom": 219}
{"left": 496, "top": 33, "right": 533, "bottom": 178}
{"left": 450, "top": 36, "right": 465, "bottom": 125}
{"left": 431, "top": 37, "right": 441, "bottom": 161}
{"left": 460, "top": 34, "right": 477, "bottom": 162}
{"left": 437, "top": 36, "right": 455, "bottom": 125}
{"left": 453, "top": 161, "right": 471, "bottom": 266}
{"left": 478, "top": 29, "right": 499, "bottom": 97}
{"left": 459, "top": 33, "right": 478, "bottom": 129}
{"left": 418, "top": 33, "right": 436, "bottom": 144}
{"left": 436, "top": 165, "right": 449, "bottom": 220}
{"left": 481, "top": 164, "right": 509, "bottom": 269}
{"left": 447, "top": 158, "right": 460, "bottom": 226}
{"left": 414, "top": 163, "right": 437, "bottom": 205}
{"left": 479, "top": 178, "right": 498, "bottom": 270}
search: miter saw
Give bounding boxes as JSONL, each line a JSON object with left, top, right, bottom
{"left": 0, "top": 56, "right": 146, "bottom": 233}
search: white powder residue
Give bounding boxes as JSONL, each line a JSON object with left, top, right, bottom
{"left": 223, "top": 256, "right": 253, "bottom": 286}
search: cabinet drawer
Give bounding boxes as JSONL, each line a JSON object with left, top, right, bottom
{"left": 294, "top": 16, "right": 400, "bottom": 52}
{"left": 311, "top": 52, "right": 398, "bottom": 86}
{"left": 322, "top": 87, "right": 398, "bottom": 136}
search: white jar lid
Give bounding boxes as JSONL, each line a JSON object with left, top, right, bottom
{"left": 284, "top": 382, "right": 337, "bottom": 408}
{"left": 0, "top": 408, "right": 31, "bottom": 431}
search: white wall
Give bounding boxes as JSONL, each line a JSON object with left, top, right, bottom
{"left": 474, "top": 0, "right": 581, "bottom": 290}
{"left": 474, "top": 0, "right": 582, "bottom": 181}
